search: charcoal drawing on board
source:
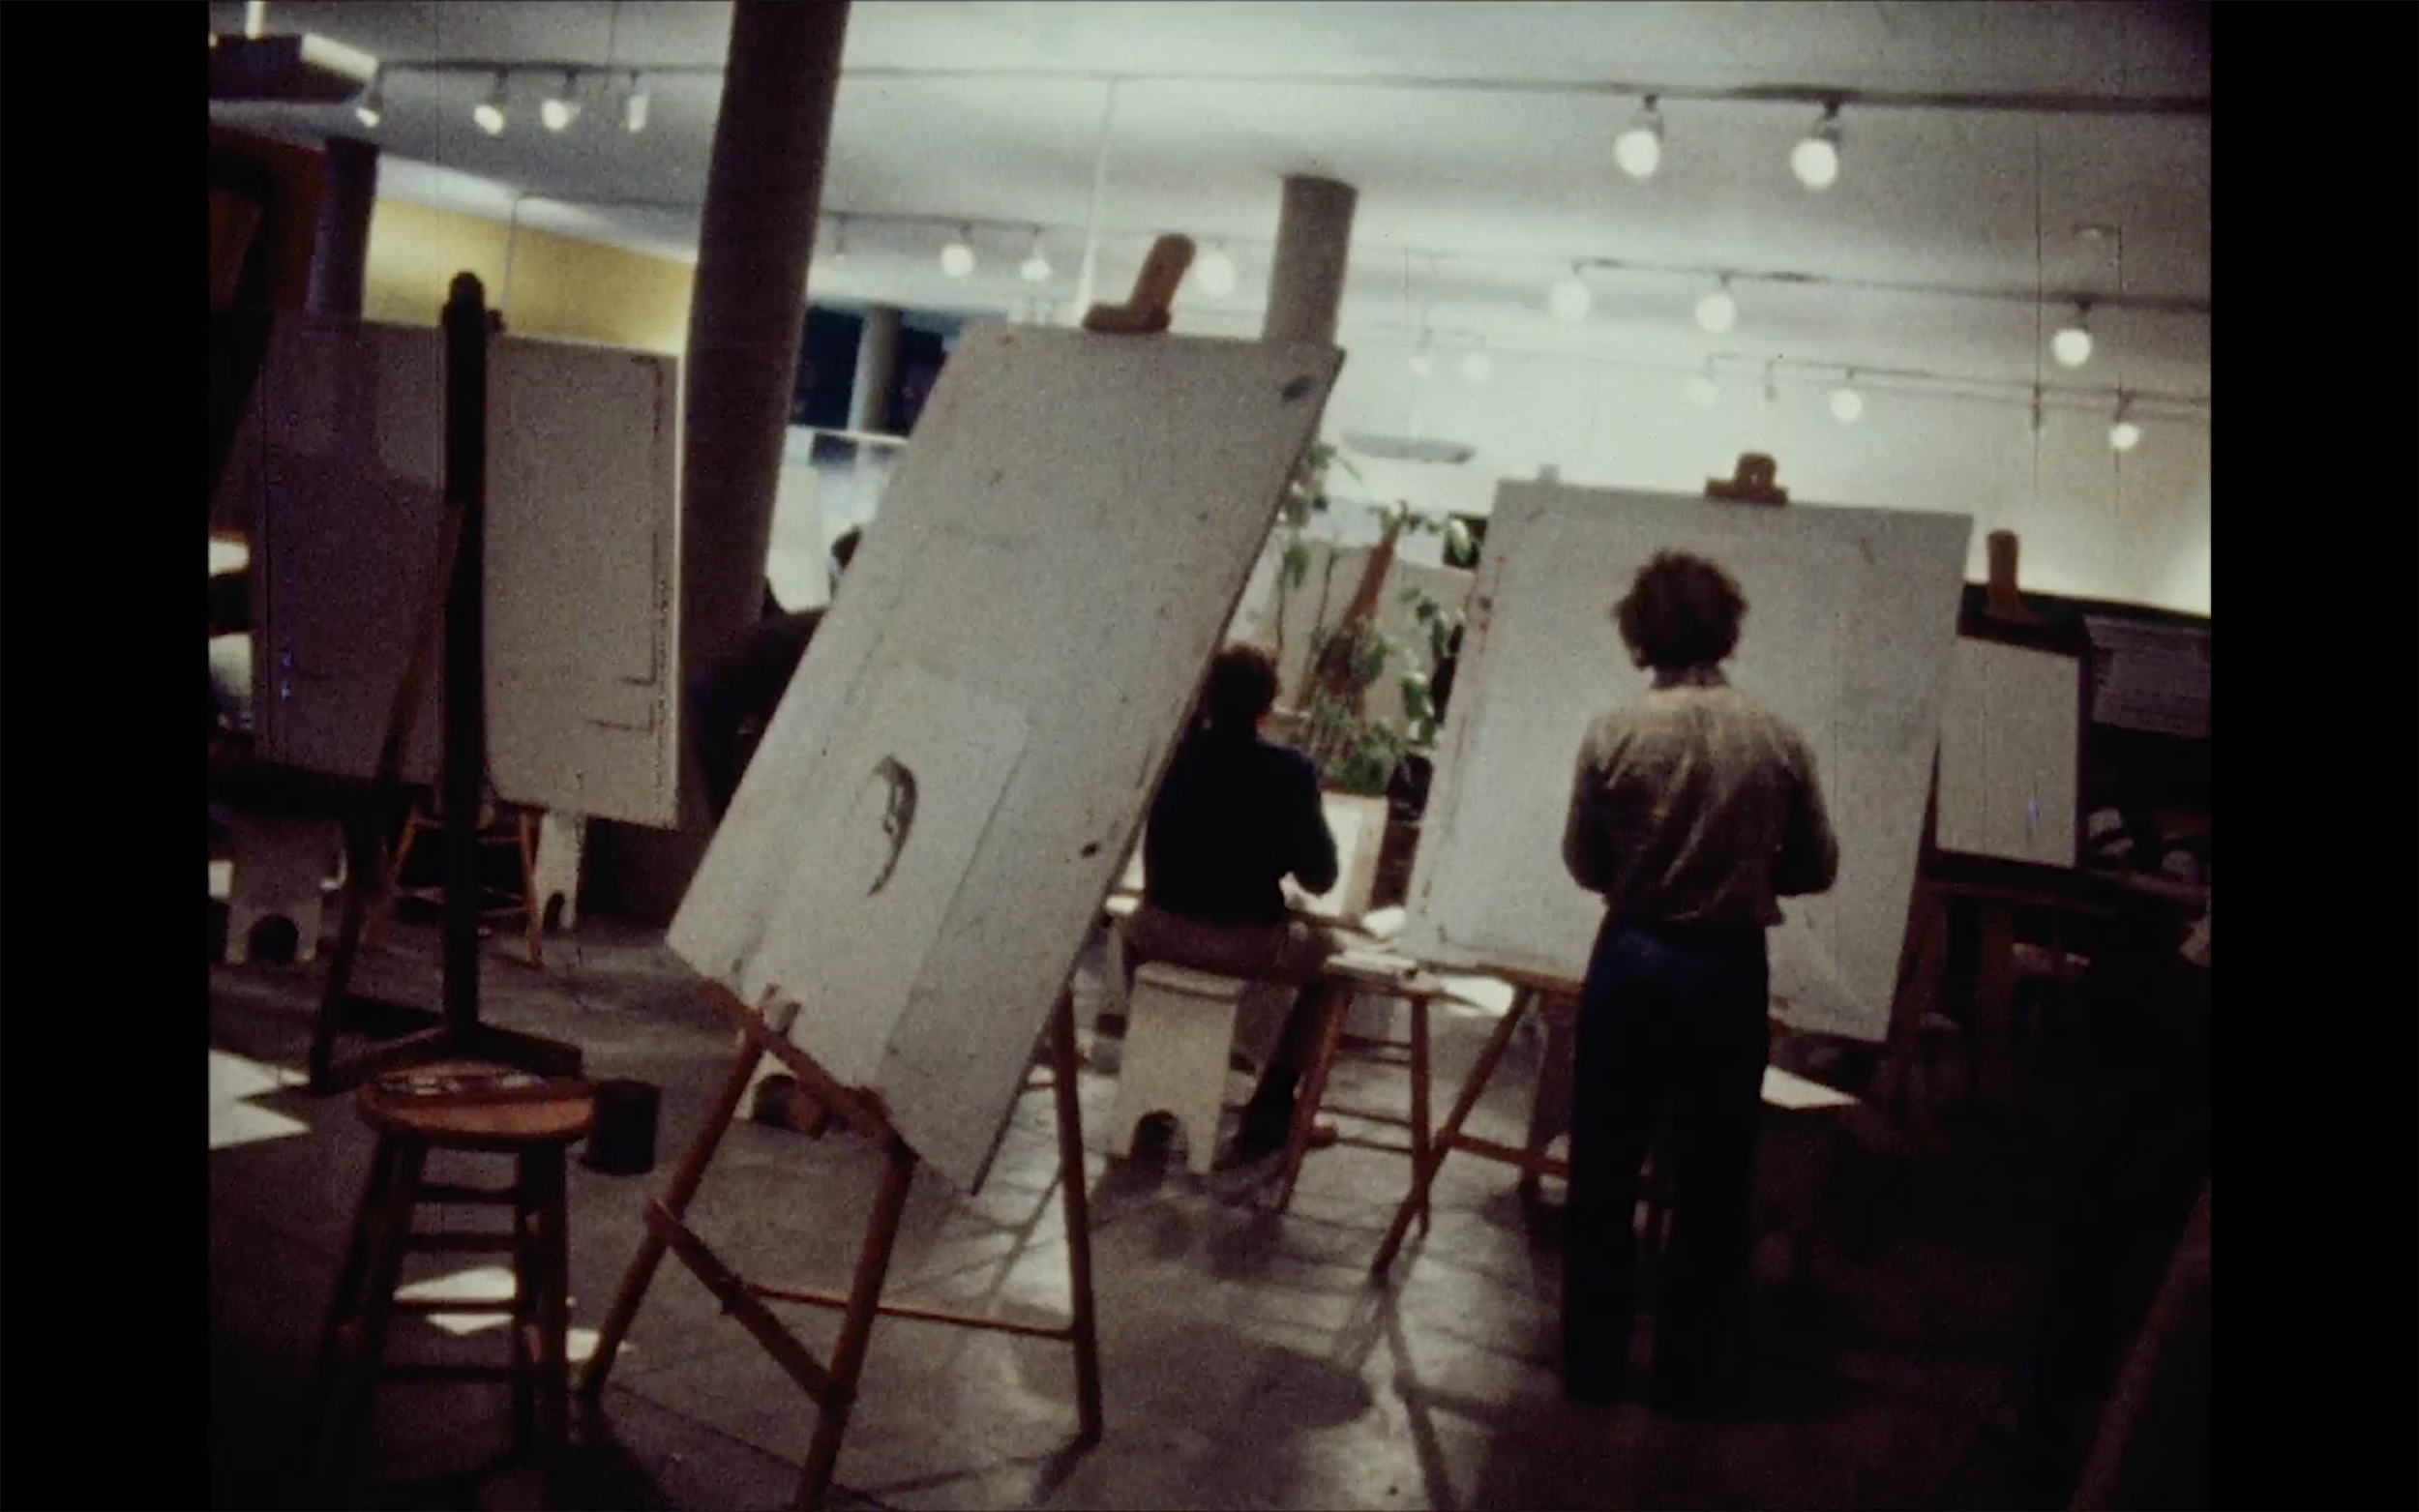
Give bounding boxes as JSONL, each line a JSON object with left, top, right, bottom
{"left": 668, "top": 326, "right": 1343, "bottom": 1190}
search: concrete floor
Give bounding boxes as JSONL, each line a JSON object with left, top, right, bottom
{"left": 210, "top": 909, "right": 2060, "bottom": 1511}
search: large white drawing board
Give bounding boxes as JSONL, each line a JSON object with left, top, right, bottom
{"left": 670, "top": 325, "right": 1341, "bottom": 1192}
{"left": 215, "top": 317, "right": 683, "bottom": 827}
{"left": 1402, "top": 483, "right": 1972, "bottom": 1043}
{"left": 1936, "top": 637, "right": 2084, "bottom": 869}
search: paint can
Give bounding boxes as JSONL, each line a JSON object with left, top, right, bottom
{"left": 582, "top": 1079, "right": 660, "bottom": 1175}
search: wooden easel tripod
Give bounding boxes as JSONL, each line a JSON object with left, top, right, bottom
{"left": 578, "top": 985, "right": 1104, "bottom": 1511}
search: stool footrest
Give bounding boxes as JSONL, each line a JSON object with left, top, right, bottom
{"left": 416, "top": 1183, "right": 522, "bottom": 1205}
{"left": 391, "top": 1296, "right": 519, "bottom": 1315}
{"left": 379, "top": 1362, "right": 526, "bottom": 1384}
{"left": 405, "top": 1232, "right": 521, "bottom": 1254}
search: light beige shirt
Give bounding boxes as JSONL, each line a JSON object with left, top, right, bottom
{"left": 1561, "top": 666, "right": 1839, "bottom": 929}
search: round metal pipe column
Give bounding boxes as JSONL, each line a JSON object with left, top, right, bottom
{"left": 848, "top": 306, "right": 902, "bottom": 433}
{"left": 1262, "top": 176, "right": 1357, "bottom": 347}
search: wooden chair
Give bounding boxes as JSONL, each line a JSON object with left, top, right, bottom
{"left": 309, "top": 1062, "right": 595, "bottom": 1506}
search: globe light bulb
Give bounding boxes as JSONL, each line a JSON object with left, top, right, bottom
{"left": 1195, "top": 246, "right": 1238, "bottom": 297}
{"left": 941, "top": 230, "right": 976, "bottom": 279}
{"left": 1792, "top": 107, "right": 1843, "bottom": 191}
{"left": 1695, "top": 284, "right": 1737, "bottom": 335}
{"left": 1830, "top": 384, "right": 1864, "bottom": 423}
{"left": 2052, "top": 324, "right": 2093, "bottom": 368}
{"left": 1549, "top": 273, "right": 1592, "bottom": 323}
{"left": 1614, "top": 99, "right": 1663, "bottom": 180}
{"left": 2110, "top": 418, "right": 2142, "bottom": 452}
{"left": 1685, "top": 373, "right": 1719, "bottom": 408}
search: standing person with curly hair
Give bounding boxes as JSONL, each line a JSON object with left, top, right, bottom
{"left": 1559, "top": 550, "right": 1839, "bottom": 1414}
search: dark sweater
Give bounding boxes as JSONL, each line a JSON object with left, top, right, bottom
{"left": 1144, "top": 727, "right": 1338, "bottom": 927}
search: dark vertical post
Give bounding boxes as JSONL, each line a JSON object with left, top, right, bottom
{"left": 441, "top": 274, "right": 491, "bottom": 1034}
{"left": 306, "top": 135, "right": 379, "bottom": 319}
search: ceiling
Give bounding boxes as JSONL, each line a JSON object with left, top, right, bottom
{"left": 208, "top": 1, "right": 2214, "bottom": 609}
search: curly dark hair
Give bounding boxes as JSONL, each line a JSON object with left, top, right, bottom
{"left": 1202, "top": 643, "right": 1281, "bottom": 732}
{"left": 1614, "top": 551, "right": 1748, "bottom": 670}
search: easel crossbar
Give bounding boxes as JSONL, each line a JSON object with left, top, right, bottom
{"left": 645, "top": 1201, "right": 837, "bottom": 1400}
{"left": 746, "top": 1282, "right": 1079, "bottom": 1343}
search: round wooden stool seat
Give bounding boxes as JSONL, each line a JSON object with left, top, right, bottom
{"left": 359, "top": 1060, "right": 596, "bottom": 1150}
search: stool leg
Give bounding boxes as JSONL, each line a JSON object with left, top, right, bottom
{"left": 307, "top": 1135, "right": 401, "bottom": 1456}
{"left": 318, "top": 1141, "right": 427, "bottom": 1502}
{"left": 510, "top": 1157, "right": 538, "bottom": 1460}
{"left": 518, "top": 813, "right": 545, "bottom": 969}
{"left": 530, "top": 1148, "right": 573, "bottom": 1505}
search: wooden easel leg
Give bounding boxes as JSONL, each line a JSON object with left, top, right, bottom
{"left": 1047, "top": 992, "right": 1106, "bottom": 1446}
{"left": 1519, "top": 996, "right": 1575, "bottom": 1205}
{"left": 796, "top": 1139, "right": 919, "bottom": 1512}
{"left": 1370, "top": 989, "right": 1535, "bottom": 1278}
{"left": 309, "top": 815, "right": 387, "bottom": 1093}
{"left": 577, "top": 1032, "right": 772, "bottom": 1404}
{"left": 1274, "top": 984, "right": 1353, "bottom": 1213}
{"left": 1410, "top": 996, "right": 1433, "bottom": 1234}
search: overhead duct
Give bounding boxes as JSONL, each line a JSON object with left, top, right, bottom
{"left": 1341, "top": 432, "right": 1476, "bottom": 465}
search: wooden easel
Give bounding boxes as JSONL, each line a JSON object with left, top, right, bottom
{"left": 578, "top": 984, "right": 1103, "bottom": 1510}
{"left": 582, "top": 243, "right": 1214, "bottom": 1509}
{"left": 303, "top": 276, "right": 582, "bottom": 1094}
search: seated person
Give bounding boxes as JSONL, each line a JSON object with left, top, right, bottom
{"left": 1123, "top": 644, "right": 1352, "bottom": 1163}
{"left": 691, "top": 528, "right": 861, "bottom": 823}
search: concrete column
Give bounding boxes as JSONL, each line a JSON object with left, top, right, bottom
{"left": 1262, "top": 176, "right": 1357, "bottom": 347}
{"left": 305, "top": 135, "right": 378, "bottom": 319}
{"left": 598, "top": 0, "right": 851, "bottom": 924}
{"left": 848, "top": 305, "right": 902, "bottom": 433}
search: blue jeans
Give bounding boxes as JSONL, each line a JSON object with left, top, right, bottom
{"left": 1563, "top": 915, "right": 1770, "bottom": 1394}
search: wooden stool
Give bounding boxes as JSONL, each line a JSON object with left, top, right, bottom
{"left": 367, "top": 797, "right": 547, "bottom": 966}
{"left": 1110, "top": 964, "right": 1254, "bottom": 1175}
{"left": 310, "top": 1061, "right": 595, "bottom": 1505}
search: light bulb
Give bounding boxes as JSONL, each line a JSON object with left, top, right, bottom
{"left": 1460, "top": 350, "right": 1492, "bottom": 383}
{"left": 354, "top": 75, "right": 383, "bottom": 129}
{"left": 1549, "top": 272, "right": 1592, "bottom": 323}
{"left": 1409, "top": 348, "right": 1435, "bottom": 377}
{"left": 2052, "top": 320, "right": 2093, "bottom": 368}
{"left": 1695, "top": 282, "right": 1737, "bottom": 335}
{"left": 542, "top": 74, "right": 581, "bottom": 132}
{"left": 1195, "top": 246, "right": 1238, "bottom": 297}
{"left": 1614, "top": 98, "right": 1663, "bottom": 180}
{"left": 1020, "top": 234, "right": 1051, "bottom": 283}
{"left": 1685, "top": 373, "right": 1719, "bottom": 408}
{"left": 2110, "top": 418, "right": 2142, "bottom": 452}
{"left": 941, "top": 229, "right": 975, "bottom": 278}
{"left": 1830, "top": 384, "right": 1864, "bottom": 423}
{"left": 623, "top": 79, "right": 649, "bottom": 133}
{"left": 1792, "top": 105, "right": 1843, "bottom": 190}
{"left": 474, "top": 74, "right": 508, "bottom": 135}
